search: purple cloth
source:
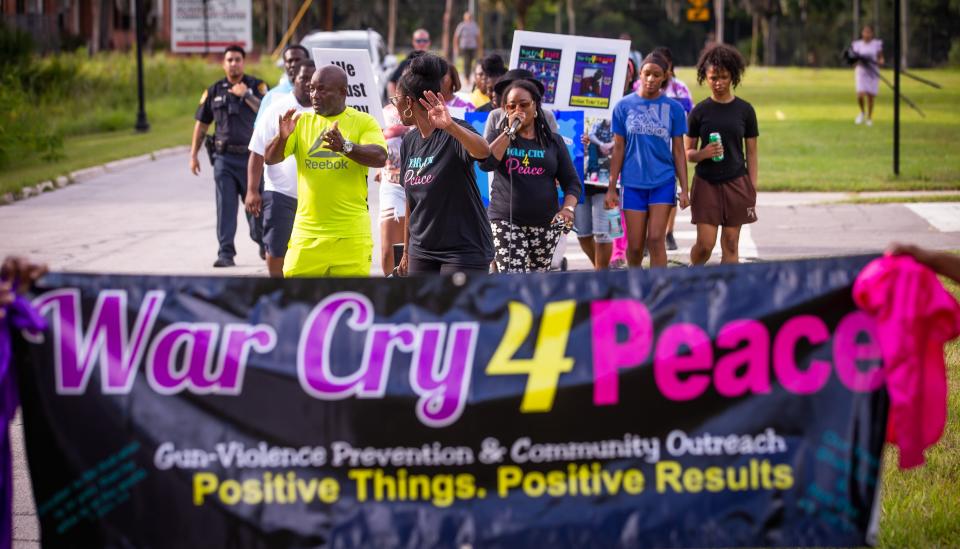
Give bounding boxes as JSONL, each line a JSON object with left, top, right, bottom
{"left": 1, "top": 294, "right": 46, "bottom": 549}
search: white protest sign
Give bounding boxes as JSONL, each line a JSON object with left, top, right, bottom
{"left": 311, "top": 48, "right": 385, "bottom": 128}
{"left": 509, "top": 31, "right": 631, "bottom": 118}
{"left": 171, "top": 0, "right": 252, "bottom": 53}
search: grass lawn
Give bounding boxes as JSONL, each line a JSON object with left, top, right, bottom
{"left": 877, "top": 279, "right": 960, "bottom": 548}
{"left": 0, "top": 96, "right": 196, "bottom": 195}
{"left": 674, "top": 67, "right": 959, "bottom": 191}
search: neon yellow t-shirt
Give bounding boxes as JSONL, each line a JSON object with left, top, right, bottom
{"left": 283, "top": 107, "right": 387, "bottom": 239}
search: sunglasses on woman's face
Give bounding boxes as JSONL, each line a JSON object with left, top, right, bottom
{"left": 504, "top": 101, "right": 534, "bottom": 111}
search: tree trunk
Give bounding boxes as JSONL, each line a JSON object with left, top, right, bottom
{"left": 267, "top": 0, "right": 276, "bottom": 53}
{"left": 566, "top": 0, "right": 575, "bottom": 35}
{"left": 476, "top": 0, "right": 484, "bottom": 57}
{"left": 555, "top": 0, "right": 562, "bottom": 34}
{"left": 442, "top": 0, "right": 453, "bottom": 60}
{"left": 714, "top": 0, "right": 724, "bottom": 43}
{"left": 751, "top": 12, "right": 759, "bottom": 66}
{"left": 853, "top": 0, "right": 860, "bottom": 42}
{"left": 386, "top": 0, "right": 396, "bottom": 54}
{"left": 324, "top": 0, "right": 333, "bottom": 31}
{"left": 762, "top": 14, "right": 777, "bottom": 66}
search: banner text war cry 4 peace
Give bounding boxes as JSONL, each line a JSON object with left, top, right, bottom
{"left": 28, "top": 286, "right": 883, "bottom": 428}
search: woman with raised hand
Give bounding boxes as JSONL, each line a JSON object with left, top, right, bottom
{"left": 394, "top": 54, "right": 494, "bottom": 275}
{"left": 481, "top": 79, "right": 581, "bottom": 273}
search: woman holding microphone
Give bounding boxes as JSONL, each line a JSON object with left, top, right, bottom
{"left": 481, "top": 78, "right": 581, "bottom": 273}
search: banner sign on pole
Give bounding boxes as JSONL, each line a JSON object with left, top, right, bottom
{"left": 171, "top": 0, "right": 253, "bottom": 54}
{"left": 509, "top": 31, "right": 631, "bottom": 118}
{"left": 311, "top": 48, "right": 386, "bottom": 128}
{"left": 15, "top": 256, "right": 888, "bottom": 547}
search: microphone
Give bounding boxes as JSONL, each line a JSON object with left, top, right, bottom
{"left": 506, "top": 116, "right": 522, "bottom": 138}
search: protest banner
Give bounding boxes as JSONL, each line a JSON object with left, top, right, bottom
{"left": 310, "top": 48, "right": 386, "bottom": 127}
{"left": 15, "top": 256, "right": 888, "bottom": 547}
{"left": 171, "top": 0, "right": 253, "bottom": 53}
{"left": 509, "top": 31, "right": 631, "bottom": 118}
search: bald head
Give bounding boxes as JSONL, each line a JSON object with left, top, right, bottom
{"left": 310, "top": 65, "right": 349, "bottom": 116}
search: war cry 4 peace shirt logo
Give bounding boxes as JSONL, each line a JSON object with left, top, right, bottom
{"left": 304, "top": 134, "right": 349, "bottom": 170}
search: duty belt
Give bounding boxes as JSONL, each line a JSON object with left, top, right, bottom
{"left": 215, "top": 140, "right": 249, "bottom": 155}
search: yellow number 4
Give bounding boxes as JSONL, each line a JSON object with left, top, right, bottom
{"left": 486, "top": 300, "right": 576, "bottom": 412}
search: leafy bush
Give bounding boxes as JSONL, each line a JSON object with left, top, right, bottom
{"left": 0, "top": 49, "right": 280, "bottom": 168}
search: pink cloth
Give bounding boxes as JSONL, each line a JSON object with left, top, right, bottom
{"left": 853, "top": 254, "right": 960, "bottom": 469}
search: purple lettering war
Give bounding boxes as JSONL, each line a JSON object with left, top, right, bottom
{"left": 26, "top": 289, "right": 884, "bottom": 428}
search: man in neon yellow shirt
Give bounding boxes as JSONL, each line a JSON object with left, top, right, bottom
{"left": 265, "top": 65, "right": 387, "bottom": 277}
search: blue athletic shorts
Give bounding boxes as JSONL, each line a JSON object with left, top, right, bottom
{"left": 622, "top": 180, "right": 676, "bottom": 212}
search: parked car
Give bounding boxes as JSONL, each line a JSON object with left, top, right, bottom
{"left": 298, "top": 29, "right": 397, "bottom": 104}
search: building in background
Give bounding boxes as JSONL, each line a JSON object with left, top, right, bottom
{"left": 1, "top": 0, "right": 172, "bottom": 53}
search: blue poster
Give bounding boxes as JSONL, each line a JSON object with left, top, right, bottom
{"left": 465, "top": 111, "right": 491, "bottom": 207}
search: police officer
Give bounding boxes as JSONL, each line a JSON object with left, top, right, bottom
{"left": 190, "top": 45, "right": 268, "bottom": 268}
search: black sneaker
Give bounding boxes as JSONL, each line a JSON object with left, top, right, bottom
{"left": 666, "top": 232, "right": 678, "bottom": 251}
{"left": 213, "top": 257, "right": 235, "bottom": 268}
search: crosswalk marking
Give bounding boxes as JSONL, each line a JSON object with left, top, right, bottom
{"left": 905, "top": 203, "right": 960, "bottom": 232}
{"left": 563, "top": 214, "right": 758, "bottom": 270}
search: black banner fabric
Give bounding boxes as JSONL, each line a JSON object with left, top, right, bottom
{"left": 15, "top": 256, "right": 888, "bottom": 548}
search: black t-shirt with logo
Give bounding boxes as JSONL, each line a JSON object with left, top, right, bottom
{"left": 481, "top": 132, "right": 582, "bottom": 227}
{"left": 687, "top": 96, "right": 759, "bottom": 183}
{"left": 401, "top": 119, "right": 494, "bottom": 265}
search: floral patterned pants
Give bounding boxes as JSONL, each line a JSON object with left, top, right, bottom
{"left": 491, "top": 220, "right": 564, "bottom": 273}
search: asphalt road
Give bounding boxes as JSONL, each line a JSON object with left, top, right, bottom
{"left": 2, "top": 149, "right": 959, "bottom": 547}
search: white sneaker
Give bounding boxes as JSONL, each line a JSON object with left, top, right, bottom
{"left": 866, "top": 118, "right": 873, "bottom": 126}
{"left": 855, "top": 113, "right": 864, "bottom": 125}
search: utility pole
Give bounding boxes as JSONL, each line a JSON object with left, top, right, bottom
{"left": 134, "top": 0, "right": 150, "bottom": 132}
{"left": 893, "top": 0, "right": 901, "bottom": 175}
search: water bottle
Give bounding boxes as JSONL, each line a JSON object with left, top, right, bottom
{"left": 606, "top": 207, "right": 623, "bottom": 239}
{"left": 599, "top": 168, "right": 610, "bottom": 184}
{"left": 709, "top": 132, "right": 724, "bottom": 162}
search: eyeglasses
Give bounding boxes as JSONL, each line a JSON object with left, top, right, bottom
{"left": 414, "top": 38, "right": 430, "bottom": 44}
{"left": 504, "top": 101, "right": 534, "bottom": 111}
{"left": 389, "top": 95, "right": 402, "bottom": 107}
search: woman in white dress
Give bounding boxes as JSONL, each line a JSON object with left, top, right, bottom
{"left": 851, "top": 25, "right": 884, "bottom": 126}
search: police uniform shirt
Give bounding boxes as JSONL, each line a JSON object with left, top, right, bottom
{"left": 195, "top": 75, "right": 269, "bottom": 147}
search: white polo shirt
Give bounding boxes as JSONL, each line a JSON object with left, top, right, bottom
{"left": 248, "top": 93, "right": 312, "bottom": 198}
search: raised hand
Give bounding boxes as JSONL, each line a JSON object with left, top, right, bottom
{"left": 419, "top": 90, "right": 453, "bottom": 130}
{"left": 278, "top": 108, "right": 301, "bottom": 140}
{"left": 321, "top": 121, "right": 345, "bottom": 152}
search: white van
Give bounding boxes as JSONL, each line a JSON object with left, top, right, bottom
{"left": 299, "top": 29, "right": 397, "bottom": 104}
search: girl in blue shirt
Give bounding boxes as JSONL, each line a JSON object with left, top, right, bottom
{"left": 604, "top": 54, "right": 690, "bottom": 268}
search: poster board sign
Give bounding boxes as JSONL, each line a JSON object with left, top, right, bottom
{"left": 311, "top": 48, "right": 385, "bottom": 128}
{"left": 509, "top": 31, "right": 631, "bottom": 118}
{"left": 171, "top": 0, "right": 252, "bottom": 53}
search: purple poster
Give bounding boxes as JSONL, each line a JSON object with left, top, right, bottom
{"left": 569, "top": 51, "right": 617, "bottom": 109}
{"left": 517, "top": 45, "right": 562, "bottom": 104}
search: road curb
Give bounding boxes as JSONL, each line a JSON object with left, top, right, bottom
{"left": 2, "top": 146, "right": 191, "bottom": 206}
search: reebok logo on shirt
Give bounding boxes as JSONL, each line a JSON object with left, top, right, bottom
{"left": 305, "top": 134, "right": 348, "bottom": 169}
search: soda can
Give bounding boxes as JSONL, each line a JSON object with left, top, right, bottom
{"left": 709, "top": 132, "right": 724, "bottom": 162}
{"left": 606, "top": 207, "right": 624, "bottom": 239}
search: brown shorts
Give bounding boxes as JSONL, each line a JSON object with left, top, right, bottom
{"left": 690, "top": 174, "right": 758, "bottom": 226}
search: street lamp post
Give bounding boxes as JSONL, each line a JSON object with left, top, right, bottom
{"left": 134, "top": 0, "right": 150, "bottom": 132}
